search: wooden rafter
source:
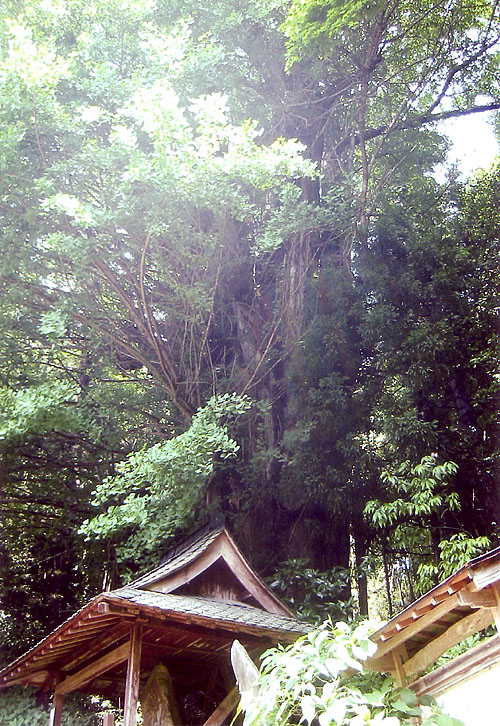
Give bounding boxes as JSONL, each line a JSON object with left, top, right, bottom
{"left": 55, "top": 642, "right": 129, "bottom": 696}
{"left": 372, "top": 594, "right": 460, "bottom": 659}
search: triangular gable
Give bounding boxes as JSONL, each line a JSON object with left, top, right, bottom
{"left": 130, "top": 525, "right": 294, "bottom": 618}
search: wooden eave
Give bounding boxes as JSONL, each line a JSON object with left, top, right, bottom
{"left": 0, "top": 588, "right": 309, "bottom": 696}
{"left": 130, "top": 526, "right": 294, "bottom": 618}
{"left": 411, "top": 635, "right": 500, "bottom": 698}
{"left": 366, "top": 545, "right": 500, "bottom": 683}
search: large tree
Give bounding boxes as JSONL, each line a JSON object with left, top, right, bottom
{"left": 0, "top": 0, "right": 499, "bottom": 659}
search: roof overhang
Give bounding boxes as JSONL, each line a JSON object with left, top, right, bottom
{"left": 0, "top": 587, "right": 309, "bottom": 696}
{"left": 366, "top": 546, "right": 500, "bottom": 683}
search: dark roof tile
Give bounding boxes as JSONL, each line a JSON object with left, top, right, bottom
{"left": 109, "top": 587, "right": 310, "bottom": 635}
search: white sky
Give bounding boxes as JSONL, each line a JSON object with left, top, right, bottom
{"left": 437, "top": 111, "right": 499, "bottom": 179}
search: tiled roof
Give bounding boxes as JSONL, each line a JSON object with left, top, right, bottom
{"left": 0, "top": 587, "right": 310, "bottom": 691}
{"left": 130, "top": 525, "right": 223, "bottom": 588}
{"left": 109, "top": 587, "right": 310, "bottom": 636}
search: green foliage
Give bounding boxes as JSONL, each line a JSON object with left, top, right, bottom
{"left": 418, "top": 533, "right": 491, "bottom": 590}
{"left": 270, "top": 560, "right": 355, "bottom": 624}
{"left": 240, "top": 621, "right": 464, "bottom": 726}
{"left": 0, "top": 687, "right": 100, "bottom": 726}
{"left": 80, "top": 394, "right": 251, "bottom": 564}
{"left": 365, "top": 457, "right": 459, "bottom": 530}
{"left": 0, "top": 382, "right": 78, "bottom": 443}
{"left": 365, "top": 455, "right": 493, "bottom": 598}
{"left": 282, "top": 0, "right": 367, "bottom": 66}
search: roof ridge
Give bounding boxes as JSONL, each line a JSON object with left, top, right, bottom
{"left": 159, "top": 515, "right": 226, "bottom": 566}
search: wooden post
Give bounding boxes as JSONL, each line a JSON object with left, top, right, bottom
{"left": 202, "top": 686, "right": 240, "bottom": 726}
{"left": 123, "top": 624, "right": 143, "bottom": 726}
{"left": 391, "top": 645, "right": 408, "bottom": 687}
{"left": 48, "top": 693, "right": 64, "bottom": 726}
{"left": 102, "top": 714, "right": 115, "bottom": 726}
{"left": 492, "top": 584, "right": 500, "bottom": 632}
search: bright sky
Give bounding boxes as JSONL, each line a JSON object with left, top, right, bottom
{"left": 437, "top": 111, "right": 499, "bottom": 179}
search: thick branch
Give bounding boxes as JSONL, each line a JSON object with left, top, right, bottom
{"left": 337, "top": 102, "right": 500, "bottom": 155}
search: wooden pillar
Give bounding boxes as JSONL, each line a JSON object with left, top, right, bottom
{"left": 391, "top": 645, "right": 408, "bottom": 688}
{"left": 48, "top": 693, "right": 64, "bottom": 726}
{"left": 102, "top": 715, "right": 115, "bottom": 726}
{"left": 492, "top": 584, "right": 500, "bottom": 622}
{"left": 123, "top": 624, "right": 143, "bottom": 726}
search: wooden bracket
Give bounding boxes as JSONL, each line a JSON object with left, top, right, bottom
{"left": 457, "top": 588, "right": 497, "bottom": 609}
{"left": 391, "top": 645, "right": 408, "bottom": 688}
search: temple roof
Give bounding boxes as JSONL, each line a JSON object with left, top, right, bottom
{"left": 0, "top": 525, "right": 308, "bottom": 697}
{"left": 111, "top": 588, "right": 306, "bottom": 634}
{"left": 130, "top": 524, "right": 294, "bottom": 617}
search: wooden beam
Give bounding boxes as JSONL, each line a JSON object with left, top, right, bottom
{"left": 403, "top": 608, "right": 493, "bottom": 680}
{"left": 55, "top": 642, "right": 130, "bottom": 696}
{"left": 411, "top": 634, "right": 500, "bottom": 697}
{"left": 221, "top": 536, "right": 294, "bottom": 616}
{"left": 201, "top": 685, "right": 240, "bottom": 726}
{"left": 143, "top": 545, "right": 223, "bottom": 593}
{"left": 123, "top": 624, "right": 143, "bottom": 726}
{"left": 62, "top": 625, "right": 130, "bottom": 673}
{"left": 457, "top": 588, "right": 497, "bottom": 608}
{"left": 371, "top": 594, "right": 459, "bottom": 661}
{"left": 470, "top": 557, "right": 500, "bottom": 591}
{"left": 48, "top": 693, "right": 64, "bottom": 726}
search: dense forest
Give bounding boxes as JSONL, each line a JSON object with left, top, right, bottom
{"left": 0, "top": 0, "right": 499, "bottom": 673}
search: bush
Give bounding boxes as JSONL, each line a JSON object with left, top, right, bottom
{"left": 0, "top": 686, "right": 101, "bottom": 726}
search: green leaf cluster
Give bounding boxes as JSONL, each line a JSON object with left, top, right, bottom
{"left": 0, "top": 687, "right": 100, "bottom": 726}
{"left": 80, "top": 394, "right": 251, "bottom": 564}
{"left": 240, "top": 621, "right": 464, "bottom": 726}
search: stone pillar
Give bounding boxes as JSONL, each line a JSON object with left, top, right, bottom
{"left": 141, "top": 663, "right": 181, "bottom": 726}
